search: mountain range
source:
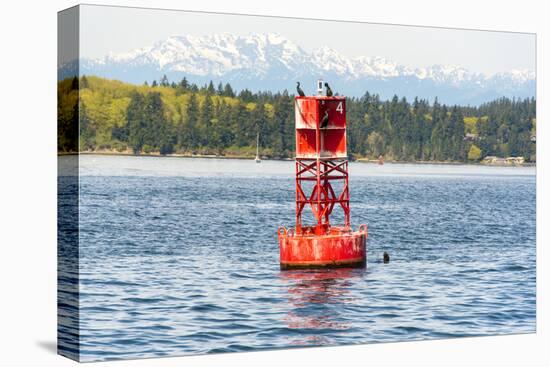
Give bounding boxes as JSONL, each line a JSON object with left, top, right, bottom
{"left": 67, "top": 32, "right": 535, "bottom": 105}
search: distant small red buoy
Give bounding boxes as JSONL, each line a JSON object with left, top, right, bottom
{"left": 278, "top": 88, "right": 367, "bottom": 269}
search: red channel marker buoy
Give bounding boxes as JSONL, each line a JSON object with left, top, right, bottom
{"left": 278, "top": 88, "right": 368, "bottom": 269}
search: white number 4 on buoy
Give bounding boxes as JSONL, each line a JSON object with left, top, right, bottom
{"left": 336, "top": 101, "right": 343, "bottom": 114}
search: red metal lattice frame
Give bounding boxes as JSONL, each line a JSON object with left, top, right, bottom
{"left": 293, "top": 96, "right": 351, "bottom": 236}
{"left": 295, "top": 159, "right": 350, "bottom": 234}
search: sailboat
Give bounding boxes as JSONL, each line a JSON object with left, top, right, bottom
{"left": 255, "top": 131, "right": 261, "bottom": 163}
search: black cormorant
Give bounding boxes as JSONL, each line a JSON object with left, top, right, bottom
{"left": 296, "top": 82, "right": 305, "bottom": 97}
{"left": 324, "top": 82, "right": 333, "bottom": 97}
{"left": 383, "top": 252, "right": 390, "bottom": 263}
{"left": 320, "top": 110, "right": 329, "bottom": 128}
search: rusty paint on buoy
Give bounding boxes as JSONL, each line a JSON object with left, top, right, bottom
{"left": 278, "top": 225, "right": 367, "bottom": 269}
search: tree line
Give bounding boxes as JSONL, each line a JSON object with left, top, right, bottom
{"left": 58, "top": 75, "right": 536, "bottom": 162}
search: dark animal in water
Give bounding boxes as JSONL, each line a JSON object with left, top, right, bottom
{"left": 320, "top": 110, "right": 329, "bottom": 128}
{"left": 383, "top": 252, "right": 390, "bottom": 263}
{"left": 296, "top": 82, "right": 305, "bottom": 97}
{"left": 324, "top": 82, "right": 333, "bottom": 97}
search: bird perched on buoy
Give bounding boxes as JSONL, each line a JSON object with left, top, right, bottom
{"left": 296, "top": 82, "right": 305, "bottom": 97}
{"left": 320, "top": 110, "right": 329, "bottom": 128}
{"left": 324, "top": 82, "right": 333, "bottom": 97}
{"left": 383, "top": 252, "right": 390, "bottom": 263}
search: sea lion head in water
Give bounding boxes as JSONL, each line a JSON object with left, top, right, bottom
{"left": 383, "top": 252, "right": 390, "bottom": 263}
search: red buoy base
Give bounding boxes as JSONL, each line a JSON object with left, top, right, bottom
{"left": 278, "top": 225, "right": 368, "bottom": 270}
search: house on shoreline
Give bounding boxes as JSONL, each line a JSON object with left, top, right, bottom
{"left": 482, "top": 156, "right": 525, "bottom": 166}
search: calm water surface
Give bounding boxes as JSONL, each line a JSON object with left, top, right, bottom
{"left": 59, "top": 156, "right": 536, "bottom": 361}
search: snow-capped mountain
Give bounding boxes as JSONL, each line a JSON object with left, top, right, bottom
{"left": 70, "top": 32, "right": 535, "bottom": 105}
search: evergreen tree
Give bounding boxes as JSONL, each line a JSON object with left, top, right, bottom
{"left": 80, "top": 75, "right": 89, "bottom": 89}
{"left": 127, "top": 92, "right": 146, "bottom": 154}
{"left": 179, "top": 77, "right": 189, "bottom": 90}
{"left": 233, "top": 102, "right": 250, "bottom": 147}
{"left": 223, "top": 83, "right": 235, "bottom": 97}
{"left": 207, "top": 80, "right": 216, "bottom": 94}
{"left": 252, "top": 102, "right": 267, "bottom": 148}
{"left": 217, "top": 102, "right": 234, "bottom": 149}
{"left": 449, "top": 106, "right": 465, "bottom": 160}
{"left": 183, "top": 93, "right": 199, "bottom": 150}
{"left": 70, "top": 76, "right": 79, "bottom": 91}
{"left": 79, "top": 102, "right": 94, "bottom": 150}
{"left": 272, "top": 91, "right": 293, "bottom": 157}
{"left": 198, "top": 94, "right": 213, "bottom": 146}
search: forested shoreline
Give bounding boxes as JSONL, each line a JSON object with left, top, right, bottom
{"left": 58, "top": 75, "right": 536, "bottom": 162}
